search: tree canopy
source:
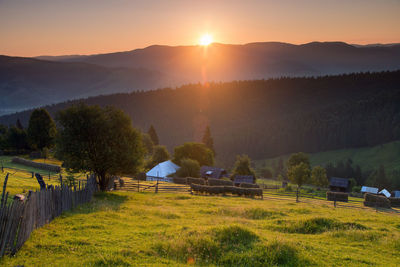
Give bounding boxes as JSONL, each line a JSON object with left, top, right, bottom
{"left": 173, "top": 142, "right": 214, "bottom": 167}
{"left": 27, "top": 108, "right": 57, "bottom": 150}
{"left": 56, "top": 104, "right": 144, "bottom": 191}
{"left": 311, "top": 166, "right": 328, "bottom": 187}
{"left": 287, "top": 152, "right": 310, "bottom": 170}
{"left": 175, "top": 158, "right": 200, "bottom": 178}
{"left": 231, "top": 154, "right": 256, "bottom": 178}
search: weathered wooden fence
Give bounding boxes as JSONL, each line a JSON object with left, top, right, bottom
{"left": 0, "top": 174, "right": 98, "bottom": 257}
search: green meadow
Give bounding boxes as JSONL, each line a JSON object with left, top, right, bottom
{"left": 1, "top": 191, "right": 399, "bottom": 266}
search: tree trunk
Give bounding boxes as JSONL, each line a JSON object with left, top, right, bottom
{"left": 98, "top": 172, "right": 108, "bottom": 191}
{"left": 296, "top": 186, "right": 299, "bottom": 202}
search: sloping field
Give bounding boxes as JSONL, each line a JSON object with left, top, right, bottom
{"left": 1, "top": 191, "right": 399, "bottom": 266}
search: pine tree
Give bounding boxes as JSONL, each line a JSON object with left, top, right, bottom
{"left": 147, "top": 125, "right": 159, "bottom": 145}
{"left": 16, "top": 119, "right": 24, "bottom": 130}
{"left": 202, "top": 125, "right": 215, "bottom": 155}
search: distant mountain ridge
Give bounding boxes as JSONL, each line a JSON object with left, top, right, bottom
{"left": 1, "top": 41, "right": 400, "bottom": 115}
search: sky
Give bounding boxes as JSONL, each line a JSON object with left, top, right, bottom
{"left": 1, "top": 0, "right": 399, "bottom": 57}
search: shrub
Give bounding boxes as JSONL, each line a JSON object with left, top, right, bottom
{"left": 326, "top": 191, "right": 349, "bottom": 202}
{"left": 175, "top": 158, "right": 200, "bottom": 178}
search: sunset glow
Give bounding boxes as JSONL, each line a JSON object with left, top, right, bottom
{"left": 199, "top": 34, "right": 213, "bottom": 46}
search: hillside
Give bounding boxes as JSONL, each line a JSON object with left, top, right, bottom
{"left": 1, "top": 71, "right": 399, "bottom": 167}
{"left": 1, "top": 191, "right": 399, "bottom": 266}
{"left": 255, "top": 140, "right": 400, "bottom": 175}
{"left": 1, "top": 42, "right": 399, "bottom": 116}
{"left": 0, "top": 56, "right": 167, "bottom": 115}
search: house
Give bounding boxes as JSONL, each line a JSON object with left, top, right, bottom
{"left": 146, "top": 160, "right": 180, "bottom": 182}
{"left": 391, "top": 191, "right": 400, "bottom": 198}
{"left": 361, "top": 186, "right": 379, "bottom": 194}
{"left": 233, "top": 175, "right": 255, "bottom": 185}
{"left": 200, "top": 166, "right": 227, "bottom": 179}
{"left": 379, "top": 189, "right": 391, "bottom": 198}
{"left": 329, "top": 177, "right": 349, "bottom": 192}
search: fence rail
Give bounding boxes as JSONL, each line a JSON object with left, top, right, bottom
{"left": 0, "top": 174, "right": 98, "bottom": 258}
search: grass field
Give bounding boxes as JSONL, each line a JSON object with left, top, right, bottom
{"left": 255, "top": 140, "right": 400, "bottom": 174}
{"left": 1, "top": 191, "right": 399, "bottom": 266}
{"left": 0, "top": 156, "right": 87, "bottom": 200}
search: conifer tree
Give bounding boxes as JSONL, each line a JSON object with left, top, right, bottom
{"left": 147, "top": 125, "right": 159, "bottom": 146}
{"left": 202, "top": 125, "right": 215, "bottom": 155}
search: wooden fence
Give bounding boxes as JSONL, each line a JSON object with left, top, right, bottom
{"left": 0, "top": 174, "right": 98, "bottom": 258}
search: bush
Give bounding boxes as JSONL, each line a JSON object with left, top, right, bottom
{"left": 364, "top": 193, "right": 391, "bottom": 209}
{"left": 326, "top": 191, "right": 349, "bottom": 202}
{"left": 352, "top": 185, "right": 362, "bottom": 193}
{"left": 175, "top": 158, "right": 200, "bottom": 178}
{"left": 208, "top": 178, "right": 233, "bottom": 186}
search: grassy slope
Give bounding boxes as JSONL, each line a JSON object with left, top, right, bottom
{"left": 255, "top": 140, "right": 400, "bottom": 174}
{"left": 1, "top": 191, "right": 399, "bottom": 266}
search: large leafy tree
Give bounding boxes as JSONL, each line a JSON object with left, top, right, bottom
{"left": 147, "top": 125, "right": 159, "bottom": 146}
{"left": 27, "top": 108, "right": 57, "bottom": 150}
{"left": 175, "top": 158, "right": 200, "bottom": 178}
{"left": 56, "top": 104, "right": 144, "bottom": 191}
{"left": 231, "top": 154, "right": 256, "bottom": 178}
{"left": 173, "top": 142, "right": 214, "bottom": 167}
{"left": 151, "top": 145, "right": 170, "bottom": 165}
{"left": 311, "top": 166, "right": 328, "bottom": 188}
{"left": 6, "top": 126, "right": 29, "bottom": 150}
{"left": 288, "top": 162, "right": 311, "bottom": 202}
{"left": 202, "top": 125, "right": 215, "bottom": 155}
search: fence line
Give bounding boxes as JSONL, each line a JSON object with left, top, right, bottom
{"left": 0, "top": 174, "right": 98, "bottom": 258}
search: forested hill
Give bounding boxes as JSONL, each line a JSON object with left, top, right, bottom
{"left": 1, "top": 70, "right": 400, "bottom": 165}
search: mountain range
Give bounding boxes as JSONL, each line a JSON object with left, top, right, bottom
{"left": 1, "top": 41, "right": 400, "bottom": 116}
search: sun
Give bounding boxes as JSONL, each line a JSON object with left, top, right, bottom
{"left": 199, "top": 34, "right": 213, "bottom": 46}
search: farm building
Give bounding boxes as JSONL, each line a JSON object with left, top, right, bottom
{"left": 329, "top": 177, "right": 349, "bottom": 192}
{"left": 200, "top": 166, "right": 227, "bottom": 179}
{"left": 146, "top": 160, "right": 180, "bottom": 182}
{"left": 392, "top": 191, "right": 400, "bottom": 198}
{"left": 233, "top": 175, "right": 256, "bottom": 185}
{"left": 379, "top": 189, "right": 391, "bottom": 198}
{"left": 361, "top": 186, "right": 379, "bottom": 194}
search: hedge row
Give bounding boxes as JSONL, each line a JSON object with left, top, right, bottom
{"left": 326, "top": 191, "right": 349, "bottom": 202}
{"left": 363, "top": 193, "right": 391, "bottom": 209}
{"left": 191, "top": 184, "right": 263, "bottom": 198}
{"left": 12, "top": 157, "right": 61, "bottom": 173}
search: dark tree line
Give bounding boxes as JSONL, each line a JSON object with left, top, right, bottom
{"left": 1, "top": 71, "right": 399, "bottom": 167}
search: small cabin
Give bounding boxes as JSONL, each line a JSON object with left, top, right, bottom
{"left": 391, "top": 191, "right": 400, "bottom": 198}
{"left": 200, "top": 166, "right": 227, "bottom": 179}
{"left": 233, "top": 175, "right": 256, "bottom": 186}
{"left": 329, "top": 177, "right": 349, "bottom": 192}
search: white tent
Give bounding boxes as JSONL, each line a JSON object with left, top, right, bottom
{"left": 379, "top": 189, "right": 391, "bottom": 198}
{"left": 361, "top": 186, "right": 379, "bottom": 194}
{"left": 146, "top": 160, "right": 180, "bottom": 182}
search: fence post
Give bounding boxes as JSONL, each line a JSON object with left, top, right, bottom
{"left": 0, "top": 173, "right": 9, "bottom": 207}
{"left": 48, "top": 172, "right": 50, "bottom": 181}
{"left": 155, "top": 179, "right": 159, "bottom": 193}
{"left": 137, "top": 178, "right": 140, "bottom": 192}
{"left": 1, "top": 160, "right": 3, "bottom": 172}
{"left": 31, "top": 172, "right": 34, "bottom": 178}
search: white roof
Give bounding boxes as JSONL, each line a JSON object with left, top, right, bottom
{"left": 361, "top": 186, "right": 379, "bottom": 194}
{"left": 379, "top": 189, "right": 391, "bottom": 198}
{"left": 146, "top": 160, "right": 180, "bottom": 179}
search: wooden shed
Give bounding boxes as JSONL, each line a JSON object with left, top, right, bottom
{"left": 200, "top": 166, "right": 227, "bottom": 179}
{"left": 329, "top": 177, "right": 349, "bottom": 192}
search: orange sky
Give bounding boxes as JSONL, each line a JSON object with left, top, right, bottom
{"left": 1, "top": 0, "right": 399, "bottom": 57}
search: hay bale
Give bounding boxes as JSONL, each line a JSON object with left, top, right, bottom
{"left": 187, "top": 177, "right": 206, "bottom": 185}
{"left": 239, "top": 182, "right": 260, "bottom": 188}
{"left": 173, "top": 177, "right": 187, "bottom": 185}
{"left": 208, "top": 178, "right": 233, "bottom": 186}
{"left": 326, "top": 191, "right": 349, "bottom": 202}
{"left": 389, "top": 198, "right": 400, "bottom": 207}
{"left": 363, "top": 193, "right": 391, "bottom": 209}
